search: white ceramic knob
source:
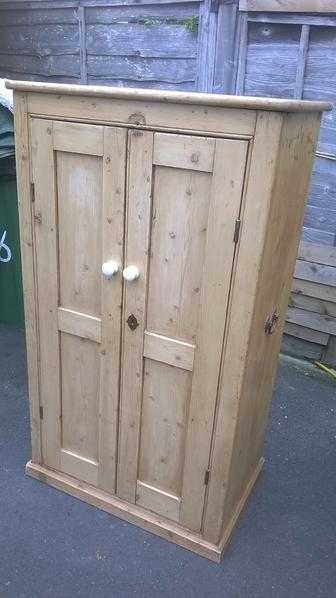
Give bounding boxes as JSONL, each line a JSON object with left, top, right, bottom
{"left": 102, "top": 260, "right": 119, "bottom": 278}
{"left": 123, "top": 265, "right": 140, "bottom": 282}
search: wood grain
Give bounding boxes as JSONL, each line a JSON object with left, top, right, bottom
{"left": 7, "top": 80, "right": 331, "bottom": 113}
{"left": 287, "top": 306, "right": 336, "bottom": 335}
{"left": 239, "top": 0, "right": 336, "bottom": 11}
{"left": 284, "top": 321, "right": 329, "bottom": 345}
{"left": 298, "top": 241, "right": 336, "bottom": 268}
{"left": 98, "top": 126, "right": 126, "bottom": 494}
{"left": 26, "top": 91, "right": 256, "bottom": 137}
{"left": 181, "top": 138, "right": 248, "bottom": 532}
{"left": 117, "top": 129, "right": 154, "bottom": 503}
{"left": 58, "top": 307, "right": 102, "bottom": 343}
{"left": 153, "top": 132, "right": 215, "bottom": 172}
{"left": 204, "top": 111, "right": 321, "bottom": 543}
{"left": 136, "top": 480, "right": 181, "bottom": 523}
{"left": 294, "top": 260, "right": 336, "bottom": 288}
{"left": 60, "top": 449, "right": 98, "bottom": 487}
{"left": 15, "top": 84, "right": 324, "bottom": 560}
{"left": 143, "top": 332, "right": 195, "bottom": 371}
{"left": 53, "top": 120, "right": 103, "bottom": 155}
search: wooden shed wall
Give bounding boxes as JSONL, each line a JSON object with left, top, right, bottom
{"left": 0, "top": 1, "right": 201, "bottom": 90}
{"left": 0, "top": 0, "right": 335, "bottom": 365}
{"left": 232, "top": 8, "right": 336, "bottom": 364}
{"left": 242, "top": 17, "right": 336, "bottom": 246}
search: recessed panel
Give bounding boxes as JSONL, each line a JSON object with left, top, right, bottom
{"left": 138, "top": 358, "right": 192, "bottom": 498}
{"left": 61, "top": 332, "right": 100, "bottom": 463}
{"left": 57, "top": 151, "right": 103, "bottom": 316}
{"left": 146, "top": 166, "right": 211, "bottom": 343}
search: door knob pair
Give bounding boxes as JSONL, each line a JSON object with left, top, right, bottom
{"left": 101, "top": 261, "right": 139, "bottom": 281}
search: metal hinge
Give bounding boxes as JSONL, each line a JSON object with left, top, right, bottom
{"left": 204, "top": 469, "right": 211, "bottom": 486}
{"left": 39, "top": 405, "right": 44, "bottom": 420}
{"left": 30, "top": 181, "right": 35, "bottom": 203}
{"left": 233, "top": 218, "right": 241, "bottom": 244}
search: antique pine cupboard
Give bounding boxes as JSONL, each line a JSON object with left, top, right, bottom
{"left": 8, "top": 80, "right": 329, "bottom": 561}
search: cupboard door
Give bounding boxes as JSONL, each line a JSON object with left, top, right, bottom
{"left": 30, "top": 119, "right": 126, "bottom": 492}
{"left": 118, "top": 131, "right": 248, "bottom": 531}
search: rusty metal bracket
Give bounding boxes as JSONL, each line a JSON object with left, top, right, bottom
{"left": 264, "top": 311, "right": 279, "bottom": 335}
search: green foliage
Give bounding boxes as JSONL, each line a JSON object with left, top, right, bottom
{"left": 141, "top": 17, "right": 198, "bottom": 34}
{"left": 183, "top": 17, "right": 198, "bottom": 34}
{"left": 143, "top": 18, "right": 160, "bottom": 26}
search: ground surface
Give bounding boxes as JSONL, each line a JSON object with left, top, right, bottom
{"left": 0, "top": 323, "right": 335, "bottom": 598}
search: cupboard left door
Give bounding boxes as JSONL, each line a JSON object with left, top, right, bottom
{"left": 30, "top": 119, "right": 126, "bottom": 493}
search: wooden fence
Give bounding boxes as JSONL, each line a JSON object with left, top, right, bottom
{"left": 227, "top": 2, "right": 336, "bottom": 364}
{"left": 0, "top": 0, "right": 335, "bottom": 364}
{"left": 0, "top": 0, "right": 205, "bottom": 90}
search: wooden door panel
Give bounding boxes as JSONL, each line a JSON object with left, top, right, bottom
{"left": 138, "top": 359, "right": 192, "bottom": 499}
{"left": 146, "top": 165, "right": 210, "bottom": 343}
{"left": 57, "top": 151, "right": 103, "bottom": 315}
{"left": 60, "top": 333, "right": 100, "bottom": 474}
{"left": 118, "top": 131, "right": 248, "bottom": 529}
{"left": 55, "top": 137, "right": 103, "bottom": 486}
{"left": 31, "top": 119, "right": 126, "bottom": 492}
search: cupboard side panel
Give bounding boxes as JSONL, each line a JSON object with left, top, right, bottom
{"left": 223, "top": 111, "right": 322, "bottom": 527}
{"left": 204, "top": 111, "right": 322, "bottom": 544}
{"left": 13, "top": 92, "right": 41, "bottom": 463}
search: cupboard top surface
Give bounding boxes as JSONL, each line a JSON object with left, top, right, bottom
{"left": 6, "top": 80, "right": 331, "bottom": 113}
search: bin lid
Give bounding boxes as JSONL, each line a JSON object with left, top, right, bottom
{"left": 0, "top": 79, "right": 14, "bottom": 160}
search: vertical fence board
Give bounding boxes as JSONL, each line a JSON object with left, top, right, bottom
{"left": 294, "top": 24, "right": 310, "bottom": 99}
{"left": 213, "top": 1, "right": 238, "bottom": 93}
{"left": 235, "top": 12, "right": 248, "bottom": 94}
{"left": 78, "top": 6, "right": 88, "bottom": 84}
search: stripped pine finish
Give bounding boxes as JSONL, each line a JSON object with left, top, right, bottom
{"left": 9, "top": 80, "right": 327, "bottom": 560}
{"left": 29, "top": 116, "right": 126, "bottom": 491}
{"left": 118, "top": 129, "right": 248, "bottom": 527}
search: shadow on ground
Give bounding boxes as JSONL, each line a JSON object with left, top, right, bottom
{"left": 0, "top": 324, "right": 335, "bottom": 598}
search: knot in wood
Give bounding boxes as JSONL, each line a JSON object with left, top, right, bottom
{"left": 128, "top": 112, "right": 146, "bottom": 126}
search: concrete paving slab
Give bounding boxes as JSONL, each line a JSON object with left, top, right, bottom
{"left": 0, "top": 324, "right": 335, "bottom": 598}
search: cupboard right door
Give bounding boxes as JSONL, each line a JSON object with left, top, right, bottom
{"left": 118, "top": 130, "right": 248, "bottom": 532}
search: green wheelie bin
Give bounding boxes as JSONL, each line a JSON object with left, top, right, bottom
{"left": 0, "top": 96, "right": 24, "bottom": 328}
